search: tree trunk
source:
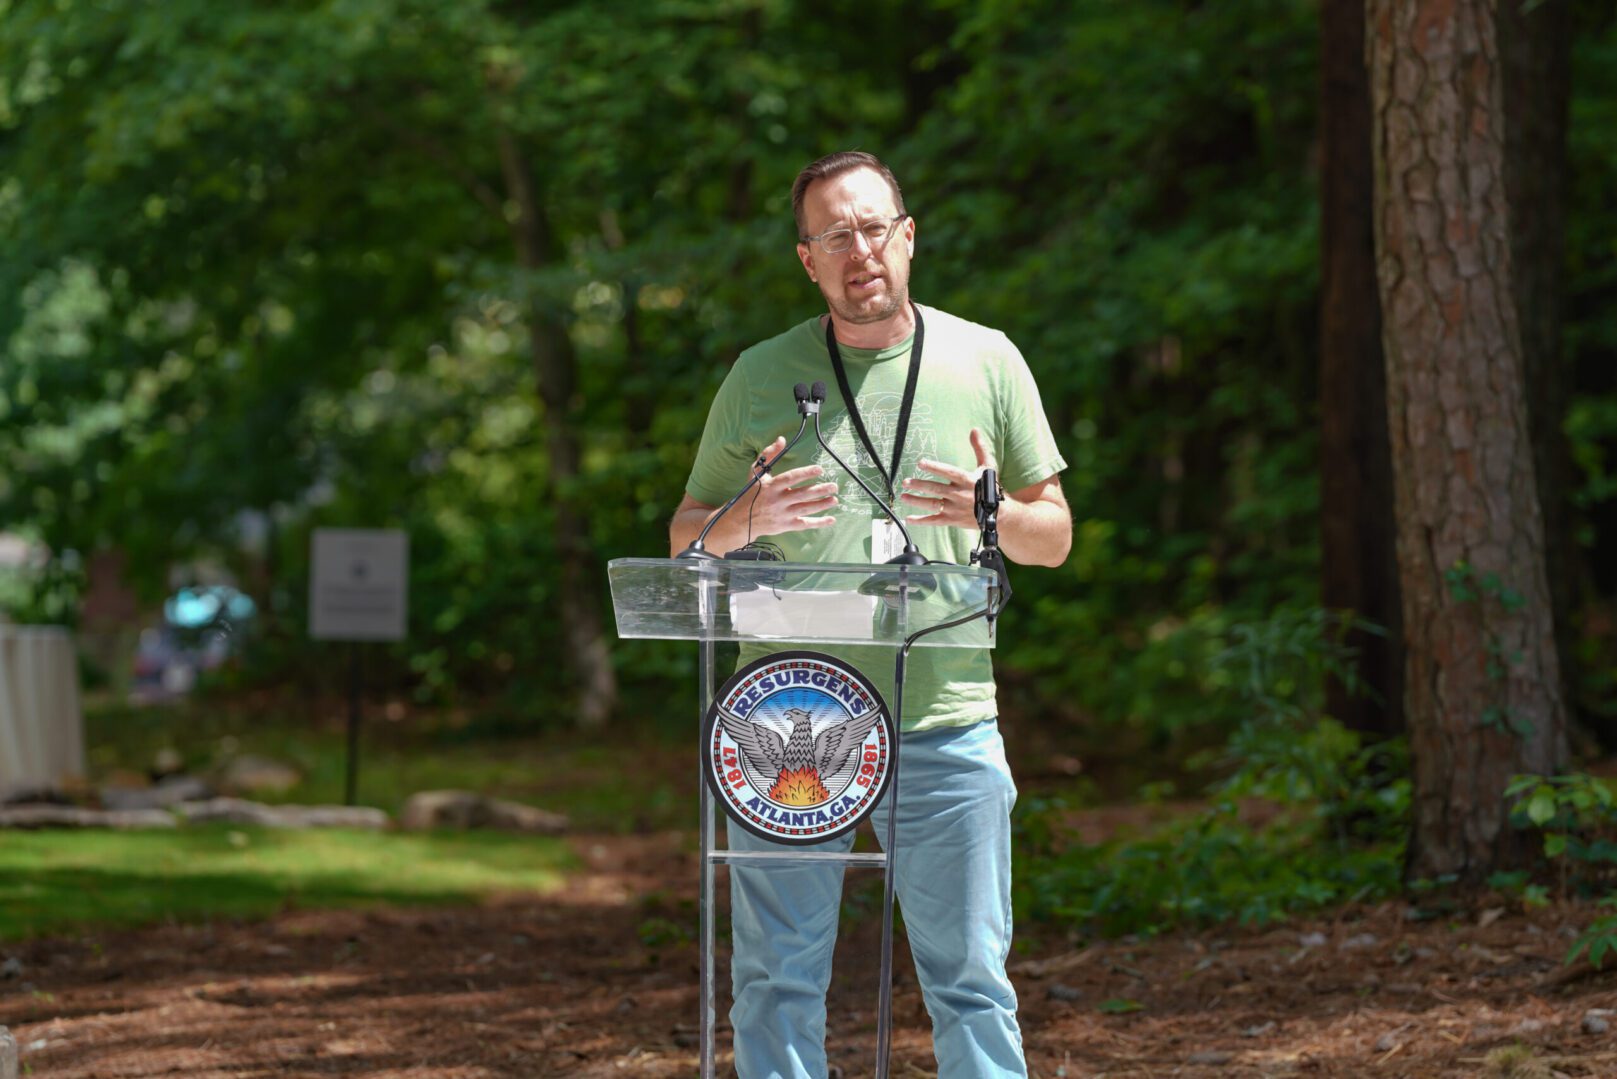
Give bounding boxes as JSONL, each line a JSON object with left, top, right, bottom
{"left": 600, "top": 209, "right": 655, "bottom": 445}
{"left": 1319, "top": 0, "right": 1403, "bottom": 739}
{"left": 498, "top": 129, "right": 619, "bottom": 728}
{"left": 1367, "top": 0, "right": 1568, "bottom": 884}
{"left": 1500, "top": 0, "right": 1579, "bottom": 739}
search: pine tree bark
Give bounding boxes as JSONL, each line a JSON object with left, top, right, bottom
{"left": 1320, "top": 0, "right": 1402, "bottom": 738}
{"left": 1367, "top": 0, "right": 1568, "bottom": 883}
{"left": 498, "top": 129, "right": 619, "bottom": 728}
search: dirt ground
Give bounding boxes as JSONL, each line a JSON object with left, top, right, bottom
{"left": 3, "top": 831, "right": 1616, "bottom": 1079}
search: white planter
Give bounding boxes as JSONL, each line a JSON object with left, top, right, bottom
{"left": 0, "top": 625, "right": 85, "bottom": 791}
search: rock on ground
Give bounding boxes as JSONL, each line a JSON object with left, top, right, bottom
{"left": 0, "top": 1024, "right": 15, "bottom": 1079}
{"left": 216, "top": 755, "right": 302, "bottom": 795}
{"left": 0, "top": 805, "right": 177, "bottom": 830}
{"left": 0, "top": 784, "right": 75, "bottom": 807}
{"left": 399, "top": 790, "right": 568, "bottom": 833}
{"left": 100, "top": 775, "right": 213, "bottom": 811}
{"left": 172, "top": 798, "right": 387, "bottom": 830}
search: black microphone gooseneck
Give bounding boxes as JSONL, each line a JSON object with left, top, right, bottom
{"left": 676, "top": 383, "right": 814, "bottom": 560}
{"left": 808, "top": 380, "right": 927, "bottom": 565}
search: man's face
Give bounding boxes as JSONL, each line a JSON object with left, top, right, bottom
{"left": 795, "top": 167, "right": 916, "bottom": 327}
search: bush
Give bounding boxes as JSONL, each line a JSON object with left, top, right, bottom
{"left": 1015, "top": 607, "right": 1406, "bottom": 936}
{"left": 1505, "top": 772, "right": 1617, "bottom": 967}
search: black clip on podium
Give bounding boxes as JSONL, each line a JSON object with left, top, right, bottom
{"left": 607, "top": 551, "right": 1003, "bottom": 1078}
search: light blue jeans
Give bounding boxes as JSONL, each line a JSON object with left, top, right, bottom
{"left": 727, "top": 718, "right": 1025, "bottom": 1079}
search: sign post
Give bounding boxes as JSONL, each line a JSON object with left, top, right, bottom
{"left": 309, "top": 528, "right": 408, "bottom": 805}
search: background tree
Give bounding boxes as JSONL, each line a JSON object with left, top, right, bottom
{"left": 1562, "top": 5, "right": 1617, "bottom": 737}
{"left": 1501, "top": 0, "right": 1579, "bottom": 745}
{"left": 1318, "top": 0, "right": 1401, "bottom": 739}
{"left": 1368, "top": 0, "right": 1569, "bottom": 882}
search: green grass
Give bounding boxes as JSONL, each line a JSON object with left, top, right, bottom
{"left": 0, "top": 825, "right": 573, "bottom": 940}
{"left": 0, "top": 693, "right": 693, "bottom": 941}
{"left": 83, "top": 694, "right": 693, "bottom": 831}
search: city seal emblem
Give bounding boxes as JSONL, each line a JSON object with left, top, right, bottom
{"left": 703, "top": 650, "right": 894, "bottom": 845}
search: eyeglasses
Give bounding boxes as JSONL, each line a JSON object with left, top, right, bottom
{"left": 800, "top": 214, "right": 908, "bottom": 255}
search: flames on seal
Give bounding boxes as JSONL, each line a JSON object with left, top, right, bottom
{"left": 768, "top": 766, "right": 831, "bottom": 806}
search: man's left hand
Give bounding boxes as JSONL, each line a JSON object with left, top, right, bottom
{"left": 900, "top": 428, "right": 995, "bottom": 529}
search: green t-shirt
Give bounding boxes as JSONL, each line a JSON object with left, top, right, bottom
{"left": 685, "top": 303, "right": 1067, "bottom": 732}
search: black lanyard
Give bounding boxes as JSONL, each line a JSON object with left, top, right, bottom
{"left": 824, "top": 303, "right": 924, "bottom": 502}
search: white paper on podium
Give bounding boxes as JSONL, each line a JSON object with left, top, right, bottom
{"left": 728, "top": 588, "right": 878, "bottom": 640}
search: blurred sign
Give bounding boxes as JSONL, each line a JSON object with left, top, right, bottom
{"left": 309, "top": 529, "right": 409, "bottom": 641}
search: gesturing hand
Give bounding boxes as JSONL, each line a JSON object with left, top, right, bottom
{"left": 900, "top": 428, "right": 995, "bottom": 529}
{"left": 746, "top": 435, "right": 839, "bottom": 534}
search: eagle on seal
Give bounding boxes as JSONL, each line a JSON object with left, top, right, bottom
{"left": 715, "top": 703, "right": 882, "bottom": 806}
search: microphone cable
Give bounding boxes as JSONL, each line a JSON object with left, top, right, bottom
{"left": 806, "top": 380, "right": 927, "bottom": 565}
{"left": 678, "top": 382, "right": 816, "bottom": 559}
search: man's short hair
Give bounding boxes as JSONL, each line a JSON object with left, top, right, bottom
{"left": 791, "top": 151, "right": 906, "bottom": 238}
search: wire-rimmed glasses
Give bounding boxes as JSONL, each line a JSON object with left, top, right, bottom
{"left": 800, "top": 213, "right": 908, "bottom": 254}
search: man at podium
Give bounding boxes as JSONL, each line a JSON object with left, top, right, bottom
{"left": 669, "top": 150, "right": 1072, "bottom": 1079}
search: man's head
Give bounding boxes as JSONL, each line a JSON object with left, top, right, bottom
{"left": 793, "top": 151, "right": 916, "bottom": 329}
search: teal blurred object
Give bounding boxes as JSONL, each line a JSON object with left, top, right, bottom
{"left": 164, "top": 586, "right": 257, "bottom": 630}
{"left": 132, "top": 586, "right": 258, "bottom": 701}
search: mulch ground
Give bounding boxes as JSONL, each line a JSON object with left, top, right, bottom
{"left": 3, "top": 831, "right": 1616, "bottom": 1078}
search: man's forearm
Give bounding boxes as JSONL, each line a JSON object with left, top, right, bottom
{"left": 994, "top": 496, "right": 1072, "bottom": 568}
{"left": 669, "top": 501, "right": 754, "bottom": 557}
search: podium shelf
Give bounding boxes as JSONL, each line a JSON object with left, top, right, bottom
{"left": 608, "top": 558, "right": 997, "bottom": 649}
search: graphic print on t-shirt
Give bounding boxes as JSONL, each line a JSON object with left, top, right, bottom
{"left": 815, "top": 389, "right": 939, "bottom": 504}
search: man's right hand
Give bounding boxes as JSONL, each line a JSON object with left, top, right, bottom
{"left": 668, "top": 435, "right": 838, "bottom": 555}
{"left": 743, "top": 435, "right": 839, "bottom": 535}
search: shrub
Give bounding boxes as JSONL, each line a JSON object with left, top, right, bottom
{"left": 1015, "top": 607, "right": 1405, "bottom": 937}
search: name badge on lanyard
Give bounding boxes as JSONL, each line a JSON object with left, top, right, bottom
{"left": 826, "top": 304, "right": 925, "bottom": 566}
{"left": 871, "top": 518, "right": 905, "bottom": 563}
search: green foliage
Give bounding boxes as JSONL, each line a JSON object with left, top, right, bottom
{"left": 0, "top": 0, "right": 1613, "bottom": 741}
{"left": 1505, "top": 773, "right": 1617, "bottom": 871}
{"left": 1486, "top": 870, "right": 1552, "bottom": 911}
{"left": 1015, "top": 609, "right": 1406, "bottom": 937}
{"left": 1566, "top": 5, "right": 1617, "bottom": 725}
{"left": 1203, "top": 609, "right": 1404, "bottom": 838}
{"left": 0, "top": 0, "right": 1326, "bottom": 735}
{"left": 636, "top": 915, "right": 692, "bottom": 949}
{"left": 1443, "top": 561, "right": 1536, "bottom": 737}
{"left": 1567, "top": 899, "right": 1617, "bottom": 970}
{"left": 1097, "top": 998, "right": 1144, "bottom": 1015}
{"left": 0, "top": 556, "right": 80, "bottom": 625}
{"left": 1506, "top": 773, "right": 1617, "bottom": 966}
{"left": 910, "top": 0, "right": 1326, "bottom": 747}
{"left": 1445, "top": 561, "right": 1527, "bottom": 613}
{"left": 1015, "top": 791, "right": 1401, "bottom": 936}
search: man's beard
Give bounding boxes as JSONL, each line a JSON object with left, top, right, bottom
{"left": 822, "top": 274, "right": 909, "bottom": 326}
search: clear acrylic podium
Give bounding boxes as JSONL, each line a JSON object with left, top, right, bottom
{"left": 608, "top": 557, "right": 1000, "bottom": 1079}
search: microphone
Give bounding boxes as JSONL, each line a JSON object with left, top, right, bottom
{"left": 971, "top": 468, "right": 1012, "bottom": 619}
{"left": 676, "top": 385, "right": 812, "bottom": 560}
{"left": 797, "top": 382, "right": 821, "bottom": 417}
{"left": 807, "top": 381, "right": 926, "bottom": 566}
{"left": 973, "top": 468, "right": 1001, "bottom": 543}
